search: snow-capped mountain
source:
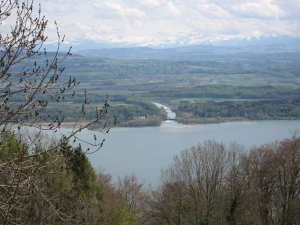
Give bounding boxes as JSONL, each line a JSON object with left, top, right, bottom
{"left": 42, "top": 35, "right": 300, "bottom": 56}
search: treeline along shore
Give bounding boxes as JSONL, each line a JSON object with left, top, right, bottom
{"left": 29, "top": 85, "right": 300, "bottom": 128}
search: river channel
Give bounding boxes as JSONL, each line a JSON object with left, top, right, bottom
{"left": 56, "top": 103, "right": 300, "bottom": 186}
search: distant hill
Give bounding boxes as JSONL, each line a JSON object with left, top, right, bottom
{"left": 76, "top": 44, "right": 300, "bottom": 60}
{"left": 41, "top": 35, "right": 300, "bottom": 59}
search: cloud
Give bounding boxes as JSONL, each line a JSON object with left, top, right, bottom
{"left": 135, "top": 0, "right": 163, "bottom": 8}
{"left": 76, "top": 23, "right": 93, "bottom": 31}
{"left": 4, "top": 0, "right": 299, "bottom": 46}
{"left": 42, "top": 1, "right": 79, "bottom": 16}
{"left": 165, "top": 1, "right": 181, "bottom": 16}
{"left": 272, "top": 0, "right": 300, "bottom": 19}
{"left": 196, "top": 3, "right": 232, "bottom": 19}
{"left": 231, "top": 1, "right": 286, "bottom": 19}
{"left": 92, "top": 2, "right": 147, "bottom": 19}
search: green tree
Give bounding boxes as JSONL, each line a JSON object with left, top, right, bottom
{"left": 0, "top": 0, "right": 110, "bottom": 224}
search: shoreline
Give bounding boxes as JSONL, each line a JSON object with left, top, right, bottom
{"left": 37, "top": 118, "right": 300, "bottom": 130}
{"left": 37, "top": 122, "right": 90, "bottom": 128}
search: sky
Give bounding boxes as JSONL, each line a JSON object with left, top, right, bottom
{"left": 4, "top": 0, "right": 300, "bottom": 47}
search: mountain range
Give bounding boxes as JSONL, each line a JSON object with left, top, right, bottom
{"left": 43, "top": 35, "right": 300, "bottom": 59}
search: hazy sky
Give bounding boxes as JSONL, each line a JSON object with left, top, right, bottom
{"left": 8, "top": 0, "right": 300, "bottom": 46}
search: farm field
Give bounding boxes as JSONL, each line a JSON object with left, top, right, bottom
{"left": 20, "top": 51, "right": 300, "bottom": 126}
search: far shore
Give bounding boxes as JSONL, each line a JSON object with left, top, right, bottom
{"left": 36, "top": 117, "right": 300, "bottom": 130}
{"left": 37, "top": 122, "right": 90, "bottom": 128}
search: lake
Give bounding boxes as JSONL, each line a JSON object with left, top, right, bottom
{"left": 58, "top": 119, "right": 300, "bottom": 186}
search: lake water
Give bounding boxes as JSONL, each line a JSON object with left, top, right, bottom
{"left": 58, "top": 119, "right": 300, "bottom": 186}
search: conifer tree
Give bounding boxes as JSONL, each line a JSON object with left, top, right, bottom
{"left": 0, "top": 0, "right": 111, "bottom": 223}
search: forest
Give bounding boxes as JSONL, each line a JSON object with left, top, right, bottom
{"left": 32, "top": 85, "right": 300, "bottom": 126}
{"left": 176, "top": 99, "right": 300, "bottom": 123}
{"left": 146, "top": 85, "right": 300, "bottom": 100}
{"left": 36, "top": 96, "right": 165, "bottom": 127}
{"left": 1, "top": 130, "right": 300, "bottom": 224}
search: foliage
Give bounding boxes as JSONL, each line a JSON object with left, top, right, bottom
{"left": 148, "top": 85, "right": 300, "bottom": 99}
{"left": 29, "top": 96, "right": 164, "bottom": 127}
{"left": 97, "top": 172, "right": 148, "bottom": 225}
{"left": 177, "top": 99, "right": 300, "bottom": 123}
{"left": 0, "top": 1, "right": 110, "bottom": 224}
{"left": 60, "top": 142, "right": 99, "bottom": 198}
{"left": 146, "top": 137, "right": 300, "bottom": 225}
{"left": 0, "top": 130, "right": 73, "bottom": 223}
